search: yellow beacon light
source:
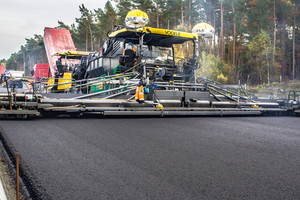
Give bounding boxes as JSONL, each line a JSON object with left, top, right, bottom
{"left": 125, "top": 9, "right": 149, "bottom": 28}
{"left": 192, "top": 22, "right": 215, "bottom": 38}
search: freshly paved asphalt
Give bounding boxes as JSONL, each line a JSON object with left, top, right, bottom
{"left": 0, "top": 116, "right": 300, "bottom": 199}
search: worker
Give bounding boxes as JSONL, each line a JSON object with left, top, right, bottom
{"left": 135, "top": 79, "right": 145, "bottom": 103}
{"left": 123, "top": 42, "right": 136, "bottom": 54}
{"left": 56, "top": 58, "right": 62, "bottom": 65}
{"left": 56, "top": 58, "right": 67, "bottom": 73}
{"left": 28, "top": 80, "right": 33, "bottom": 92}
{"left": 122, "top": 42, "right": 137, "bottom": 69}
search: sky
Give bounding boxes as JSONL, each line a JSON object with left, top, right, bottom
{"left": 0, "top": 0, "right": 107, "bottom": 60}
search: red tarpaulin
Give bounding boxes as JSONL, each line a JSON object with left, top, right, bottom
{"left": 43, "top": 27, "right": 79, "bottom": 77}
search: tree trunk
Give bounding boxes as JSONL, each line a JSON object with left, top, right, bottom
{"left": 219, "top": 2, "right": 224, "bottom": 60}
{"left": 198, "top": 37, "right": 202, "bottom": 57}
{"left": 99, "top": 35, "right": 101, "bottom": 53}
{"left": 181, "top": 4, "right": 184, "bottom": 29}
{"left": 281, "top": 15, "right": 286, "bottom": 81}
{"left": 293, "top": 8, "right": 296, "bottom": 80}
{"left": 23, "top": 51, "right": 25, "bottom": 72}
{"left": 260, "top": 70, "right": 262, "bottom": 85}
{"left": 98, "top": 35, "right": 103, "bottom": 52}
{"left": 232, "top": 1, "right": 236, "bottom": 67}
{"left": 89, "top": 23, "right": 93, "bottom": 51}
{"left": 156, "top": 1, "right": 159, "bottom": 28}
{"left": 189, "top": 0, "right": 192, "bottom": 30}
{"left": 214, "top": 10, "right": 216, "bottom": 56}
{"left": 174, "top": 18, "right": 176, "bottom": 29}
{"left": 258, "top": 58, "right": 262, "bottom": 85}
{"left": 297, "top": 45, "right": 299, "bottom": 79}
{"left": 209, "top": 36, "right": 212, "bottom": 54}
{"left": 267, "top": 53, "right": 270, "bottom": 84}
{"left": 226, "top": 36, "right": 229, "bottom": 61}
{"left": 272, "top": 0, "right": 276, "bottom": 82}
{"left": 30, "top": 55, "right": 34, "bottom": 74}
{"left": 86, "top": 29, "right": 88, "bottom": 52}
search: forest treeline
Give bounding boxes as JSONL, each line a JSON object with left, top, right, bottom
{"left": 1, "top": 0, "right": 300, "bottom": 86}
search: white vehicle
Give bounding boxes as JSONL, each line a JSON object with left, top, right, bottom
{"left": 3, "top": 70, "right": 25, "bottom": 89}
{"left": 5, "top": 70, "right": 24, "bottom": 78}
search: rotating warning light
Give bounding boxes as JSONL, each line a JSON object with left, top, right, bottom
{"left": 125, "top": 9, "right": 149, "bottom": 28}
{"left": 192, "top": 23, "right": 214, "bottom": 38}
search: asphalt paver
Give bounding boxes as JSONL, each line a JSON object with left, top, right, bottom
{"left": 0, "top": 116, "right": 300, "bottom": 199}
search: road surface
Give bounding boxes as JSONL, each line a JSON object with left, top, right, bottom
{"left": 0, "top": 116, "right": 299, "bottom": 199}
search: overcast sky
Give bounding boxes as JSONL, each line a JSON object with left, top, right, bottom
{"left": 0, "top": 0, "right": 107, "bottom": 60}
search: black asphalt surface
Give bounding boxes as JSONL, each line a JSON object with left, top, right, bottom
{"left": 0, "top": 116, "right": 300, "bottom": 199}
